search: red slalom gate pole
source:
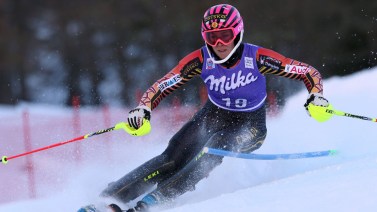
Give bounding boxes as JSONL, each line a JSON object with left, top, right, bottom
{"left": 72, "top": 96, "right": 81, "bottom": 163}
{"left": 23, "top": 110, "right": 36, "bottom": 199}
{"left": 102, "top": 105, "right": 112, "bottom": 160}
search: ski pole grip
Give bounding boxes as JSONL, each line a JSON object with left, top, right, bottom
{"left": 308, "top": 103, "right": 334, "bottom": 122}
{"left": 115, "top": 119, "right": 151, "bottom": 137}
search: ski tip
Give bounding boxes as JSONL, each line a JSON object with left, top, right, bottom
{"left": 329, "top": 150, "right": 338, "bottom": 156}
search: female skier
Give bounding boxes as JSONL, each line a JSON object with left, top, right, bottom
{"left": 81, "top": 3, "right": 331, "bottom": 212}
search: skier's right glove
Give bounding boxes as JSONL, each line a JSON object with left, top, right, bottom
{"left": 127, "top": 105, "right": 151, "bottom": 129}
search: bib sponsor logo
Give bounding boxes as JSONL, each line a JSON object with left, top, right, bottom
{"left": 158, "top": 74, "right": 181, "bottom": 91}
{"left": 245, "top": 57, "right": 254, "bottom": 69}
{"left": 284, "top": 65, "right": 309, "bottom": 74}
{"left": 204, "top": 70, "right": 258, "bottom": 94}
{"left": 206, "top": 58, "right": 215, "bottom": 70}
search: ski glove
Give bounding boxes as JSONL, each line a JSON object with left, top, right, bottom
{"left": 127, "top": 105, "right": 151, "bottom": 129}
{"left": 304, "top": 93, "right": 329, "bottom": 110}
{"left": 304, "top": 93, "right": 333, "bottom": 122}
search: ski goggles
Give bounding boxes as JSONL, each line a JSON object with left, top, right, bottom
{"left": 203, "top": 28, "right": 237, "bottom": 47}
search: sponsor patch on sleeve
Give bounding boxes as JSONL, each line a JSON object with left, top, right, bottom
{"left": 180, "top": 58, "right": 200, "bottom": 78}
{"left": 158, "top": 74, "right": 181, "bottom": 91}
{"left": 259, "top": 55, "right": 282, "bottom": 70}
{"left": 284, "top": 65, "right": 310, "bottom": 74}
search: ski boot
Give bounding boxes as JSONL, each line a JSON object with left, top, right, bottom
{"left": 77, "top": 204, "right": 97, "bottom": 212}
{"left": 108, "top": 203, "right": 123, "bottom": 212}
{"left": 126, "top": 201, "right": 149, "bottom": 212}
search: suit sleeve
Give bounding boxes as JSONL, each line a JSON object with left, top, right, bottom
{"left": 256, "top": 47, "right": 323, "bottom": 94}
{"left": 138, "top": 49, "right": 204, "bottom": 110}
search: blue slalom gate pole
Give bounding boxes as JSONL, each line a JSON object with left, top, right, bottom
{"left": 204, "top": 147, "right": 338, "bottom": 160}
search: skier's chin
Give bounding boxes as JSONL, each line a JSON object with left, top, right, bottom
{"left": 215, "top": 50, "right": 231, "bottom": 59}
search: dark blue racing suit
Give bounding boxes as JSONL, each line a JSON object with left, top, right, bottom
{"left": 101, "top": 43, "right": 324, "bottom": 205}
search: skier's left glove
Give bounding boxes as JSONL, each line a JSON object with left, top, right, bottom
{"left": 304, "top": 93, "right": 329, "bottom": 109}
{"left": 304, "top": 93, "right": 333, "bottom": 122}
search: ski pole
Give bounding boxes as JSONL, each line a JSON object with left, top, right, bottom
{"left": 325, "top": 108, "right": 377, "bottom": 123}
{"left": 308, "top": 103, "right": 376, "bottom": 123}
{"left": 1, "top": 119, "right": 151, "bottom": 165}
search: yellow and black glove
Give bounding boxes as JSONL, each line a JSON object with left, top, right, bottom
{"left": 127, "top": 106, "right": 151, "bottom": 129}
{"left": 304, "top": 93, "right": 333, "bottom": 122}
{"left": 116, "top": 105, "right": 152, "bottom": 136}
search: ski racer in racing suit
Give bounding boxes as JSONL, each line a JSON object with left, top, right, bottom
{"left": 101, "top": 4, "right": 331, "bottom": 212}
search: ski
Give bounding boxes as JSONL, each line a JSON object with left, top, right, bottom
{"left": 203, "top": 147, "right": 338, "bottom": 160}
{"left": 77, "top": 203, "right": 122, "bottom": 212}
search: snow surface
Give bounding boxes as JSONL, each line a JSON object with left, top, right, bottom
{"left": 0, "top": 67, "right": 376, "bottom": 212}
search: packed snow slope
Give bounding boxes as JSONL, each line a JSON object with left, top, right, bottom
{"left": 0, "top": 67, "right": 376, "bottom": 212}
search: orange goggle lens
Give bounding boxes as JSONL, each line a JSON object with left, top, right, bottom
{"left": 204, "top": 28, "right": 236, "bottom": 46}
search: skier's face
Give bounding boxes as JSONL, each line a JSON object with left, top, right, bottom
{"left": 212, "top": 41, "right": 235, "bottom": 60}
